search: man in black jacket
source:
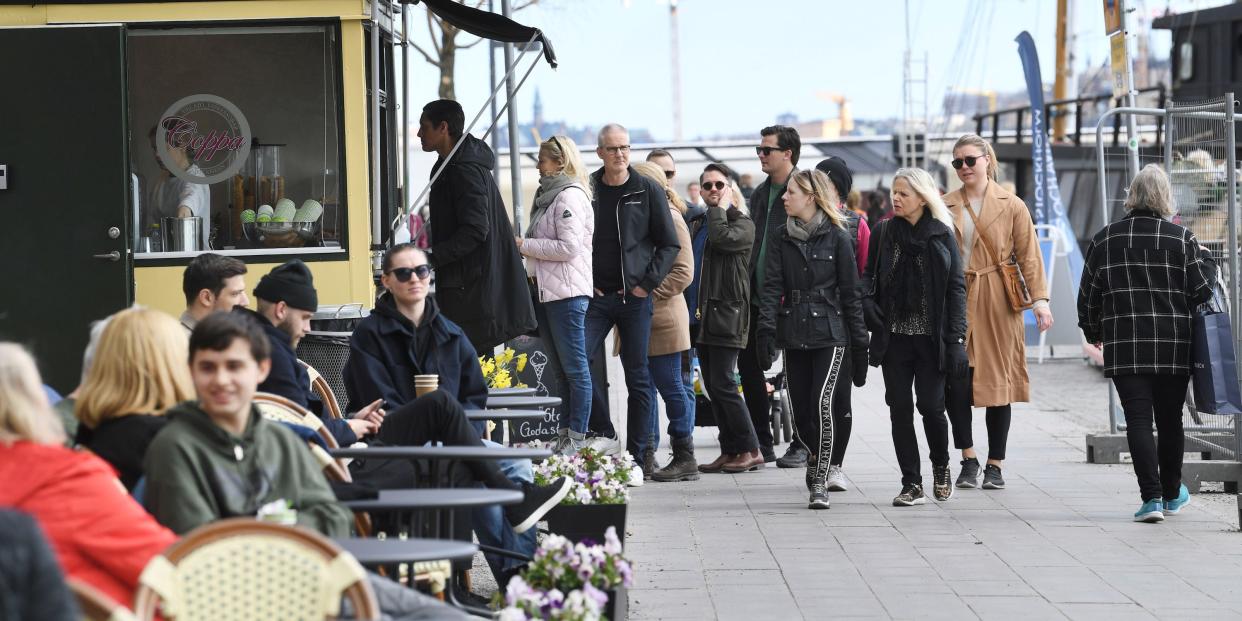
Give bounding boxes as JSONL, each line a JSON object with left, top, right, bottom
{"left": 419, "top": 99, "right": 536, "bottom": 352}
{"left": 584, "top": 123, "right": 681, "bottom": 464}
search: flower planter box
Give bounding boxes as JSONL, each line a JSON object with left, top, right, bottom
{"left": 604, "top": 585, "right": 628, "bottom": 620}
{"left": 544, "top": 503, "right": 627, "bottom": 545}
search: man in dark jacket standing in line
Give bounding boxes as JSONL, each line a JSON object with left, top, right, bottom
{"left": 584, "top": 123, "right": 681, "bottom": 465}
{"left": 418, "top": 99, "right": 536, "bottom": 352}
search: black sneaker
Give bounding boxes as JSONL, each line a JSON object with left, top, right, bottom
{"left": 932, "top": 465, "right": 953, "bottom": 501}
{"left": 955, "top": 457, "right": 981, "bottom": 489}
{"left": 760, "top": 444, "right": 777, "bottom": 463}
{"left": 808, "top": 484, "right": 830, "bottom": 510}
{"left": 506, "top": 477, "right": 572, "bottom": 534}
{"left": 982, "top": 464, "right": 1005, "bottom": 489}
{"left": 777, "top": 443, "right": 809, "bottom": 468}
{"left": 892, "top": 483, "right": 927, "bottom": 506}
{"left": 642, "top": 447, "right": 657, "bottom": 480}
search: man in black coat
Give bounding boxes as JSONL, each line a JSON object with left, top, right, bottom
{"left": 419, "top": 99, "right": 536, "bottom": 352}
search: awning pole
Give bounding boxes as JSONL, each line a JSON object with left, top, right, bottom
{"left": 501, "top": 0, "right": 524, "bottom": 235}
{"left": 401, "top": 4, "right": 411, "bottom": 233}
{"left": 370, "top": 0, "right": 384, "bottom": 272}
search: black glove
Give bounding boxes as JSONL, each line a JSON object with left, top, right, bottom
{"left": 757, "top": 337, "right": 778, "bottom": 372}
{"left": 851, "top": 349, "right": 869, "bottom": 387}
{"left": 863, "top": 298, "right": 885, "bottom": 332}
{"left": 947, "top": 342, "right": 969, "bottom": 378}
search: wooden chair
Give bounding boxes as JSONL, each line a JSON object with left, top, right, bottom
{"left": 300, "top": 359, "right": 344, "bottom": 420}
{"left": 253, "top": 392, "right": 340, "bottom": 452}
{"left": 133, "top": 518, "right": 379, "bottom": 621}
{"left": 68, "top": 578, "right": 136, "bottom": 621}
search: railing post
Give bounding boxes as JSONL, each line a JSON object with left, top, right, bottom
{"left": 1016, "top": 109, "right": 1025, "bottom": 144}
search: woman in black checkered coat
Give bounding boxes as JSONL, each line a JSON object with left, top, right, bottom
{"left": 1077, "top": 164, "right": 1217, "bottom": 523}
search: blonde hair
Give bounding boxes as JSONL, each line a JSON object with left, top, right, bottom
{"left": 788, "top": 169, "right": 846, "bottom": 229}
{"left": 1125, "top": 164, "right": 1175, "bottom": 217}
{"left": 893, "top": 167, "right": 954, "bottom": 228}
{"left": 730, "top": 180, "right": 749, "bottom": 216}
{"left": 0, "top": 343, "right": 65, "bottom": 445}
{"left": 846, "top": 189, "right": 861, "bottom": 212}
{"left": 540, "top": 135, "right": 593, "bottom": 200}
{"left": 952, "top": 133, "right": 1000, "bottom": 182}
{"left": 75, "top": 307, "right": 194, "bottom": 429}
{"left": 633, "top": 161, "right": 687, "bottom": 215}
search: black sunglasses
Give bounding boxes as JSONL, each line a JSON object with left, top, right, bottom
{"left": 386, "top": 264, "right": 432, "bottom": 282}
{"left": 755, "top": 146, "right": 787, "bottom": 156}
{"left": 702, "top": 181, "right": 728, "bottom": 191}
{"left": 951, "top": 155, "right": 986, "bottom": 170}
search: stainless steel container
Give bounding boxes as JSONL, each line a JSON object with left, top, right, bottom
{"left": 162, "top": 217, "right": 202, "bottom": 252}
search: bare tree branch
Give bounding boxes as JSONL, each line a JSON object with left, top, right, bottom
{"left": 512, "top": 0, "right": 537, "bottom": 11}
{"left": 457, "top": 36, "right": 485, "bottom": 50}
{"left": 426, "top": 11, "right": 442, "bottom": 56}
{"left": 410, "top": 42, "right": 441, "bottom": 67}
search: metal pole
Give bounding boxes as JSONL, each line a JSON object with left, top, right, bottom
{"left": 370, "top": 1, "right": 384, "bottom": 270}
{"left": 488, "top": 0, "right": 502, "bottom": 184}
{"left": 1122, "top": 8, "right": 1141, "bottom": 178}
{"left": 401, "top": 4, "right": 411, "bottom": 229}
{"left": 669, "top": 0, "right": 683, "bottom": 141}
{"left": 501, "top": 0, "right": 523, "bottom": 236}
{"left": 1227, "top": 93, "right": 1242, "bottom": 466}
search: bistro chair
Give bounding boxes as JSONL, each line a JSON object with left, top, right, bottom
{"left": 253, "top": 392, "right": 340, "bottom": 451}
{"left": 296, "top": 332, "right": 352, "bottom": 405}
{"left": 300, "top": 359, "right": 344, "bottom": 420}
{"left": 68, "top": 578, "right": 136, "bottom": 621}
{"left": 133, "top": 518, "right": 379, "bottom": 621}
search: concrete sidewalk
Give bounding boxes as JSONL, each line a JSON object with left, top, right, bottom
{"left": 623, "top": 359, "right": 1242, "bottom": 620}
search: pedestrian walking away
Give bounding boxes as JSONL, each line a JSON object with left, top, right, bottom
{"left": 757, "top": 168, "right": 868, "bottom": 510}
{"left": 861, "top": 167, "right": 967, "bottom": 506}
{"left": 941, "top": 134, "right": 1053, "bottom": 491}
{"left": 1077, "top": 164, "right": 1216, "bottom": 523}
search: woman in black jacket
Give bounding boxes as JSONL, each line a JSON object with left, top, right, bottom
{"left": 1077, "top": 164, "right": 1215, "bottom": 523}
{"left": 757, "top": 169, "right": 868, "bottom": 509}
{"left": 861, "top": 167, "right": 968, "bottom": 507}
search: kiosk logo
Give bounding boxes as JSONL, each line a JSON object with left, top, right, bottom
{"left": 156, "top": 94, "right": 251, "bottom": 185}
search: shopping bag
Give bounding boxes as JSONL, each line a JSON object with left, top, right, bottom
{"left": 1191, "top": 303, "right": 1242, "bottom": 415}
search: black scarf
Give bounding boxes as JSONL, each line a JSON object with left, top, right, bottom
{"left": 883, "top": 215, "right": 935, "bottom": 320}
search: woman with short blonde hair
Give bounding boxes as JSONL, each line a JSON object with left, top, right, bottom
{"left": 0, "top": 343, "right": 65, "bottom": 446}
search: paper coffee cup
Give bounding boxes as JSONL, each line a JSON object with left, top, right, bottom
{"left": 414, "top": 374, "right": 439, "bottom": 397}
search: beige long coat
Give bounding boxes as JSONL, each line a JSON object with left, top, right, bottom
{"left": 943, "top": 181, "right": 1049, "bottom": 406}
{"left": 648, "top": 207, "right": 694, "bottom": 356}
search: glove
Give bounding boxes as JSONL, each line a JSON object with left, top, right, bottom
{"left": 851, "top": 349, "right": 869, "bottom": 387}
{"left": 863, "top": 298, "right": 885, "bottom": 332}
{"left": 947, "top": 342, "right": 969, "bottom": 378}
{"left": 757, "top": 337, "right": 778, "bottom": 372}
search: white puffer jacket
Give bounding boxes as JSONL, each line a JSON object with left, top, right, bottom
{"left": 522, "top": 184, "right": 595, "bottom": 303}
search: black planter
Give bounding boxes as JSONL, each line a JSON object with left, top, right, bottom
{"left": 544, "top": 503, "right": 627, "bottom": 545}
{"left": 604, "top": 585, "right": 628, "bottom": 620}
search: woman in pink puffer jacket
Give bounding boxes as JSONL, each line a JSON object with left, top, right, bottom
{"left": 517, "top": 136, "right": 595, "bottom": 454}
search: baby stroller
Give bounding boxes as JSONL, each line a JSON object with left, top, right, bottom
{"left": 690, "top": 350, "right": 795, "bottom": 445}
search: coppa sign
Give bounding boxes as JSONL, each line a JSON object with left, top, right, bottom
{"left": 156, "top": 94, "right": 251, "bottom": 186}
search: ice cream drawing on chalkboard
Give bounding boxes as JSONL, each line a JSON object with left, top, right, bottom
{"left": 529, "top": 350, "right": 550, "bottom": 397}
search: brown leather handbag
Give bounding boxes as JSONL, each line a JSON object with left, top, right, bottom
{"left": 965, "top": 205, "right": 1033, "bottom": 312}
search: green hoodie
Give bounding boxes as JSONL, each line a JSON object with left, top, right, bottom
{"left": 142, "top": 401, "right": 352, "bottom": 538}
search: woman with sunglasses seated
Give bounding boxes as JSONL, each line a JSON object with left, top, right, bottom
{"left": 940, "top": 134, "right": 1052, "bottom": 492}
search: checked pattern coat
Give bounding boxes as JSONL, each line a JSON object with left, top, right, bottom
{"left": 1077, "top": 211, "right": 1216, "bottom": 377}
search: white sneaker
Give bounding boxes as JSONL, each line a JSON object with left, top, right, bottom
{"left": 627, "top": 465, "right": 645, "bottom": 487}
{"left": 586, "top": 435, "right": 622, "bottom": 456}
{"left": 825, "top": 465, "right": 848, "bottom": 492}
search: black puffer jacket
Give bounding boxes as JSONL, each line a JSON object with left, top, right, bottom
{"left": 588, "top": 166, "right": 681, "bottom": 293}
{"left": 757, "top": 218, "right": 867, "bottom": 351}
{"left": 860, "top": 217, "right": 967, "bottom": 370}
{"left": 696, "top": 205, "right": 755, "bottom": 349}
{"left": 429, "top": 133, "right": 537, "bottom": 351}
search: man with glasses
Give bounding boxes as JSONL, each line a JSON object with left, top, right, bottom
{"left": 584, "top": 124, "right": 681, "bottom": 467}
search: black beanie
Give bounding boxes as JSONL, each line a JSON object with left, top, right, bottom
{"left": 255, "top": 259, "right": 318, "bottom": 311}
{"left": 815, "top": 156, "right": 853, "bottom": 199}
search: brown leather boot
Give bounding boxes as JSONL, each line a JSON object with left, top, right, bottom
{"left": 721, "top": 449, "right": 765, "bottom": 473}
{"left": 698, "top": 453, "right": 734, "bottom": 473}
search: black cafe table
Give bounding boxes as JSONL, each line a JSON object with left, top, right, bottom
{"left": 464, "top": 408, "right": 547, "bottom": 423}
{"left": 341, "top": 488, "right": 523, "bottom": 513}
{"left": 487, "top": 386, "right": 537, "bottom": 397}
{"left": 330, "top": 445, "right": 552, "bottom": 487}
{"left": 333, "top": 536, "right": 477, "bottom": 567}
{"left": 484, "top": 395, "right": 561, "bottom": 410}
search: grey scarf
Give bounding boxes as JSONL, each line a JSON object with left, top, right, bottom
{"left": 527, "top": 173, "right": 577, "bottom": 238}
{"left": 786, "top": 210, "right": 827, "bottom": 242}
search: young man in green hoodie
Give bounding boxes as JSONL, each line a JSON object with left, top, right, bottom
{"left": 143, "top": 312, "right": 465, "bottom": 620}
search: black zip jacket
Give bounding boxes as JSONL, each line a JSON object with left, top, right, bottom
{"left": 589, "top": 166, "right": 681, "bottom": 294}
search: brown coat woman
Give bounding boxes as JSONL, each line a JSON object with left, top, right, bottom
{"left": 941, "top": 134, "right": 1052, "bottom": 490}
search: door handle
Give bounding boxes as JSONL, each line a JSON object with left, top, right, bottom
{"left": 93, "top": 251, "right": 121, "bottom": 262}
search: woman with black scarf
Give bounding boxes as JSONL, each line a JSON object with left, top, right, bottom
{"left": 860, "top": 167, "right": 968, "bottom": 506}
{"left": 756, "top": 169, "right": 868, "bottom": 510}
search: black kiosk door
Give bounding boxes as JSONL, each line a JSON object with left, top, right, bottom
{"left": 0, "top": 25, "right": 131, "bottom": 392}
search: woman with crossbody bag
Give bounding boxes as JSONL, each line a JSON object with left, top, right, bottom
{"left": 941, "top": 134, "right": 1053, "bottom": 491}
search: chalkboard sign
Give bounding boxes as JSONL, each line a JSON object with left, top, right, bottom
{"left": 503, "top": 334, "right": 610, "bottom": 444}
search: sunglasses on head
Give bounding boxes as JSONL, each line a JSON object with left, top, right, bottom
{"left": 386, "top": 264, "right": 433, "bottom": 282}
{"left": 755, "top": 146, "right": 787, "bottom": 156}
{"left": 702, "top": 181, "right": 728, "bottom": 191}
{"left": 951, "top": 155, "right": 986, "bottom": 170}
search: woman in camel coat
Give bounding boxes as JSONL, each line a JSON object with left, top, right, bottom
{"left": 941, "top": 134, "right": 1052, "bottom": 491}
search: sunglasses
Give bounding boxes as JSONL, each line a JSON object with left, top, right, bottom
{"left": 702, "top": 181, "right": 728, "bottom": 191}
{"left": 951, "top": 155, "right": 986, "bottom": 170}
{"left": 386, "top": 264, "right": 432, "bottom": 282}
{"left": 755, "top": 146, "right": 787, "bottom": 156}
{"left": 601, "top": 145, "right": 630, "bottom": 154}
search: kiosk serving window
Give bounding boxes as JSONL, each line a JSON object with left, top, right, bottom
{"left": 128, "top": 24, "right": 345, "bottom": 257}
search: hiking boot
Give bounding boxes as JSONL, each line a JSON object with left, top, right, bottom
{"left": 721, "top": 449, "right": 765, "bottom": 473}
{"left": 776, "top": 443, "right": 809, "bottom": 468}
{"left": 1134, "top": 499, "right": 1165, "bottom": 523}
{"left": 698, "top": 453, "right": 734, "bottom": 473}
{"left": 652, "top": 437, "right": 700, "bottom": 482}
{"left": 932, "top": 465, "right": 953, "bottom": 501}
{"left": 825, "top": 465, "right": 849, "bottom": 492}
{"left": 982, "top": 464, "right": 1005, "bottom": 489}
{"left": 892, "top": 483, "right": 927, "bottom": 507}
{"left": 808, "top": 483, "right": 830, "bottom": 510}
{"left": 586, "top": 434, "right": 621, "bottom": 456}
{"left": 506, "top": 477, "right": 572, "bottom": 533}
{"left": 955, "top": 457, "right": 981, "bottom": 489}
{"left": 1164, "top": 484, "right": 1191, "bottom": 515}
{"left": 642, "top": 447, "right": 657, "bottom": 480}
{"left": 760, "top": 444, "right": 778, "bottom": 464}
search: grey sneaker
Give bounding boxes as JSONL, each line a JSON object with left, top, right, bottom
{"left": 808, "top": 484, "right": 830, "bottom": 510}
{"left": 982, "top": 464, "right": 1005, "bottom": 489}
{"left": 932, "top": 465, "right": 953, "bottom": 501}
{"left": 586, "top": 434, "right": 622, "bottom": 456}
{"left": 893, "top": 483, "right": 927, "bottom": 506}
{"left": 825, "top": 465, "right": 848, "bottom": 492}
{"left": 955, "top": 457, "right": 981, "bottom": 489}
{"left": 777, "top": 443, "right": 809, "bottom": 468}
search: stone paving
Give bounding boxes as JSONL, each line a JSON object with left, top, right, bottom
{"left": 622, "top": 358, "right": 1242, "bottom": 620}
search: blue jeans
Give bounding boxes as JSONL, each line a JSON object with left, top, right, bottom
{"left": 647, "top": 351, "right": 695, "bottom": 448}
{"left": 472, "top": 441, "right": 536, "bottom": 580}
{"left": 585, "top": 292, "right": 655, "bottom": 460}
{"left": 536, "top": 296, "right": 592, "bottom": 436}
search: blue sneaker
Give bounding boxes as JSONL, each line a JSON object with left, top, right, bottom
{"left": 1164, "top": 484, "right": 1191, "bottom": 515}
{"left": 1134, "top": 499, "right": 1165, "bottom": 523}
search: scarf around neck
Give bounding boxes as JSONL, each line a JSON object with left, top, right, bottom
{"left": 786, "top": 210, "right": 827, "bottom": 242}
{"left": 883, "top": 214, "right": 937, "bottom": 319}
{"left": 527, "top": 173, "right": 578, "bottom": 237}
